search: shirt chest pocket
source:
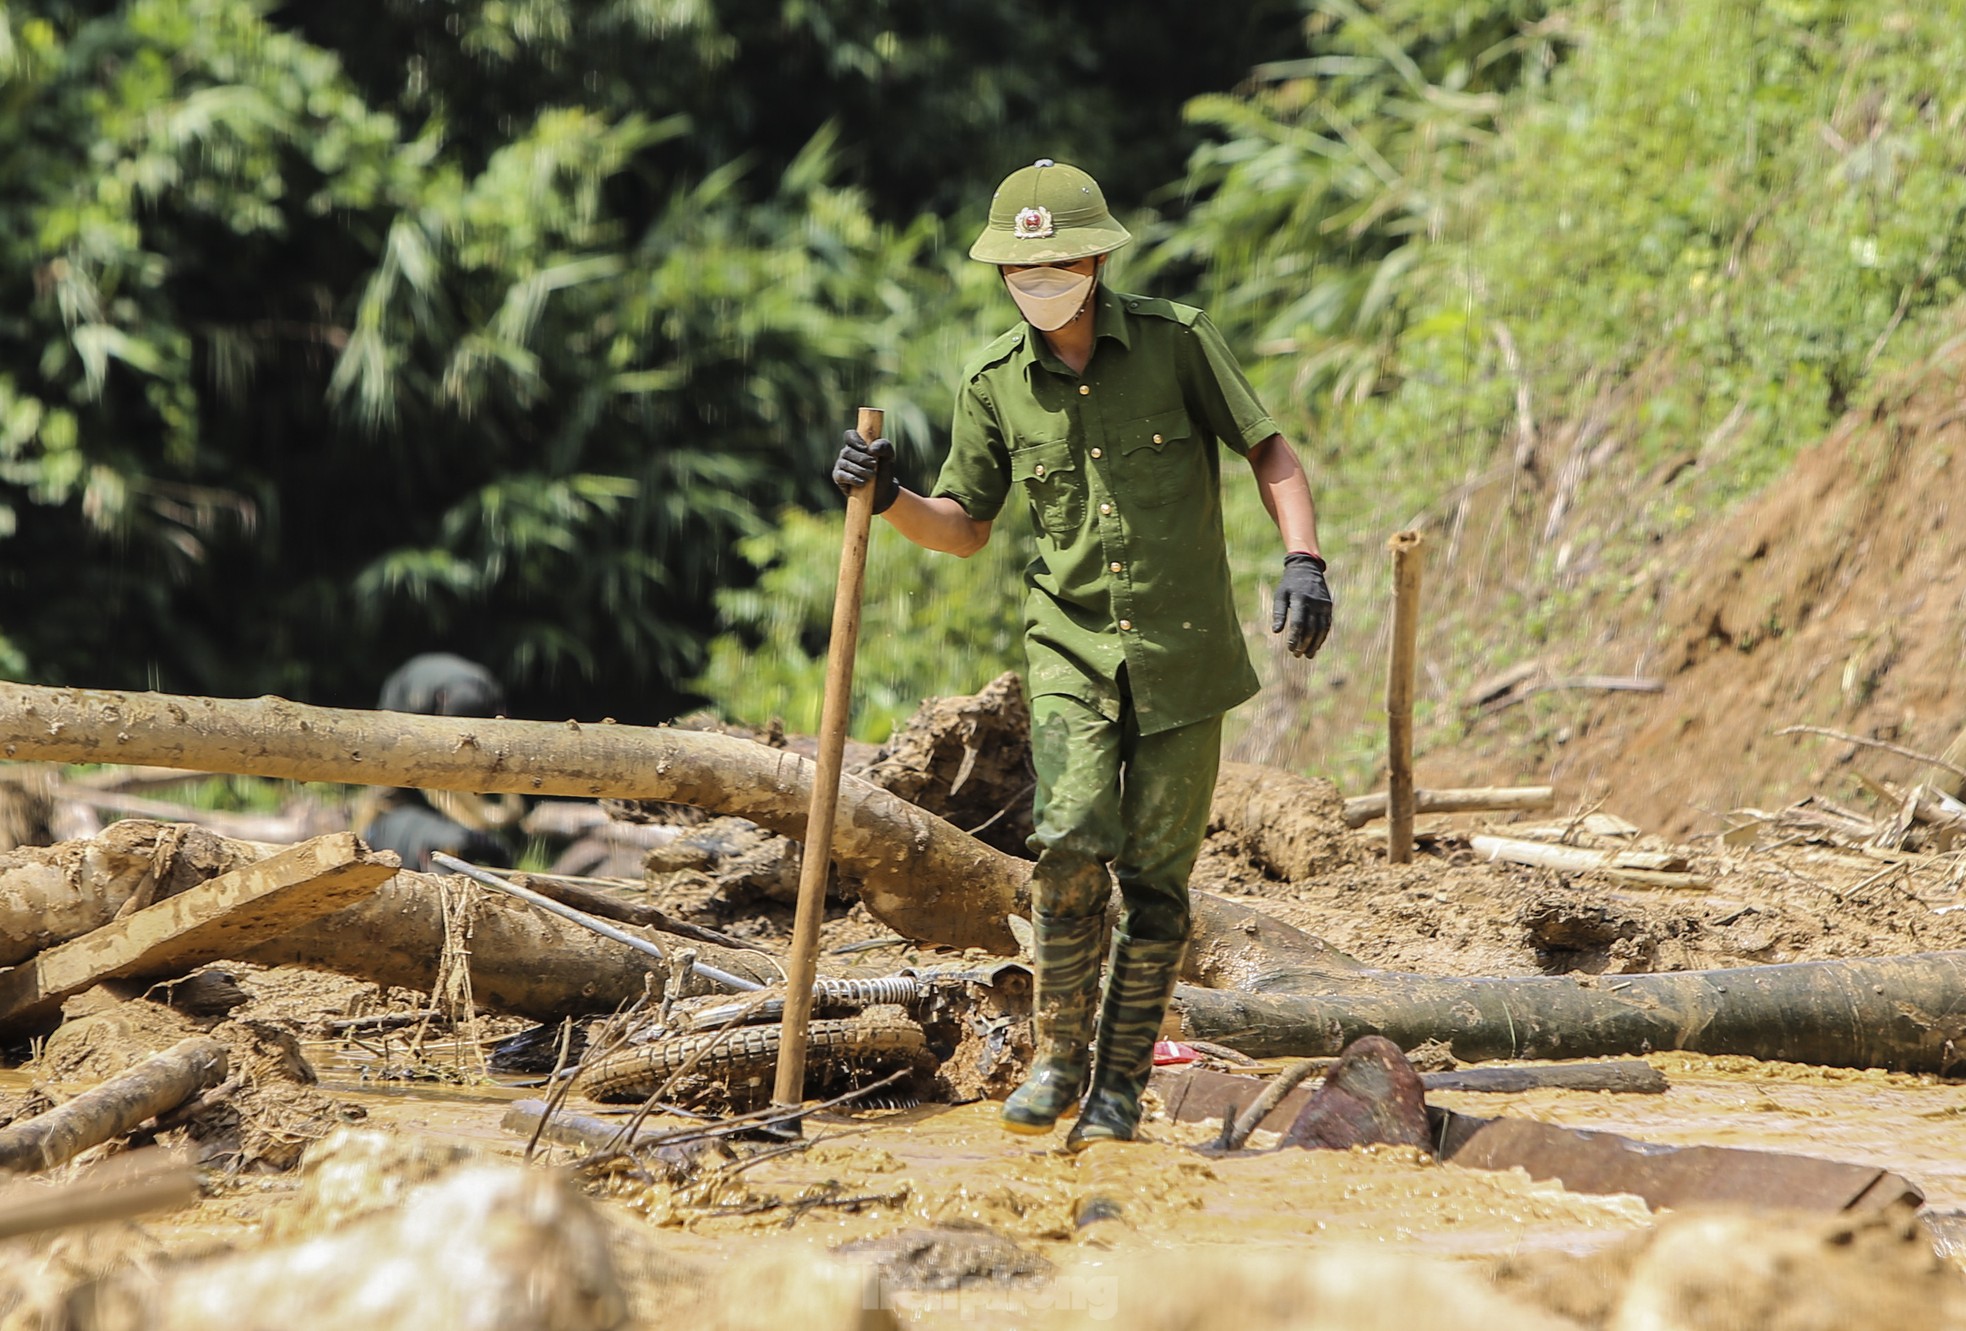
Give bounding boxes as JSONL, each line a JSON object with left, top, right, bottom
{"left": 1011, "top": 439, "right": 1084, "bottom": 537}
{"left": 1115, "top": 408, "right": 1200, "bottom": 510}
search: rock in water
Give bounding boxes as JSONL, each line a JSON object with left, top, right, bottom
{"left": 1278, "top": 1034, "right": 1430, "bottom": 1152}
{"left": 71, "top": 1162, "right": 628, "bottom": 1331}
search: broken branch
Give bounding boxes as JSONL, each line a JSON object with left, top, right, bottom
{"left": 0, "top": 1037, "right": 228, "bottom": 1172}
{"left": 1469, "top": 834, "right": 1707, "bottom": 887}
{"left": 1775, "top": 724, "right": 1966, "bottom": 785}
{"left": 1342, "top": 786, "right": 1555, "bottom": 829}
{"left": 0, "top": 833, "right": 396, "bottom": 1035}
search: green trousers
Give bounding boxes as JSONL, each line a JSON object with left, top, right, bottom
{"left": 1026, "top": 685, "right": 1223, "bottom": 943}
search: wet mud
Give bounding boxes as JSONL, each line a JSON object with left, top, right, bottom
{"left": 9, "top": 725, "right": 1966, "bottom": 1326}
{"left": 12, "top": 1014, "right": 1966, "bottom": 1329}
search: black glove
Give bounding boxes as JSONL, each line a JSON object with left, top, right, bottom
{"left": 832, "top": 429, "right": 898, "bottom": 514}
{"left": 1272, "top": 553, "right": 1333, "bottom": 659}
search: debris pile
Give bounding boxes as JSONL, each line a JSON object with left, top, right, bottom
{"left": 3, "top": 673, "right": 1966, "bottom": 1326}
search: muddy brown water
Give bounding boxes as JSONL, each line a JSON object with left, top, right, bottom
{"left": 14, "top": 1049, "right": 1959, "bottom": 1263}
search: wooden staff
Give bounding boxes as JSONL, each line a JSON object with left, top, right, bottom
{"left": 1386, "top": 530, "right": 1425, "bottom": 864}
{"left": 771, "top": 407, "right": 882, "bottom": 1117}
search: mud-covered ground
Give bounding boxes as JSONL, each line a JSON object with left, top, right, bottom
{"left": 7, "top": 780, "right": 1966, "bottom": 1328}
{"left": 8, "top": 736, "right": 1966, "bottom": 1330}
{"left": 8, "top": 1032, "right": 1966, "bottom": 1329}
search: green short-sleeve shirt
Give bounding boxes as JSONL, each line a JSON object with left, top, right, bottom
{"left": 931, "top": 285, "right": 1278, "bottom": 735}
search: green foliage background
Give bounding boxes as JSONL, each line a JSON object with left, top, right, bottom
{"left": 4, "top": 0, "right": 1965, "bottom": 777}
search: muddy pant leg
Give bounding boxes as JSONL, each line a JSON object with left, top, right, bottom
{"left": 1113, "top": 712, "right": 1223, "bottom": 943}
{"left": 1067, "top": 712, "right": 1220, "bottom": 1149}
{"left": 1027, "top": 693, "right": 1124, "bottom": 915}
{"left": 1002, "top": 694, "right": 1123, "bottom": 1134}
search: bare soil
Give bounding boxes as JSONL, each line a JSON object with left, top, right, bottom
{"left": 1427, "top": 338, "right": 1966, "bottom": 841}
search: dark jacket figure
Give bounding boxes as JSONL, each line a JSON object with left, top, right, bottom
{"left": 377, "top": 652, "right": 507, "bottom": 719}
{"left": 359, "top": 653, "right": 521, "bottom": 870}
{"left": 362, "top": 804, "right": 510, "bottom": 874}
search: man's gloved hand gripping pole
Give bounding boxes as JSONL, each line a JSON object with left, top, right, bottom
{"left": 832, "top": 429, "right": 898, "bottom": 515}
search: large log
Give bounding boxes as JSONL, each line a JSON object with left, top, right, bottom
{"left": 0, "top": 833, "right": 394, "bottom": 1034}
{"left": 0, "top": 822, "right": 1348, "bottom": 1017}
{"left": 0, "top": 820, "right": 782, "bottom": 1022}
{"left": 1172, "top": 951, "right": 1966, "bottom": 1074}
{"left": 0, "top": 681, "right": 1022, "bottom": 954}
{"left": 0, "top": 821, "right": 263, "bottom": 968}
{"left": 0, "top": 1149, "right": 199, "bottom": 1238}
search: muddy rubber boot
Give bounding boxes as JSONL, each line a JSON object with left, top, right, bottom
{"left": 1066, "top": 932, "right": 1184, "bottom": 1151}
{"left": 1000, "top": 912, "right": 1104, "bottom": 1135}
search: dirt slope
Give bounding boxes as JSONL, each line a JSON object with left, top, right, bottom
{"left": 1456, "top": 332, "right": 1966, "bottom": 837}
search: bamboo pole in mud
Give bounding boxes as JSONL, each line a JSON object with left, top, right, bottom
{"left": 1385, "top": 530, "right": 1425, "bottom": 864}
{"left": 772, "top": 406, "right": 882, "bottom": 1116}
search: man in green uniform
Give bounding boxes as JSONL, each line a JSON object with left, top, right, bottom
{"left": 834, "top": 159, "right": 1332, "bottom": 1150}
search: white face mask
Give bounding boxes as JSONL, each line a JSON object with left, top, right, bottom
{"left": 1003, "top": 266, "right": 1095, "bottom": 331}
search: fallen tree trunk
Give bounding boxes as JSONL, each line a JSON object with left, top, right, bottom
{"left": 1172, "top": 951, "right": 1966, "bottom": 1074}
{"left": 0, "top": 681, "right": 1022, "bottom": 954}
{"left": 250, "top": 872, "right": 784, "bottom": 1020}
{"left": 0, "top": 822, "right": 1349, "bottom": 1015}
{"left": 0, "top": 1037, "right": 228, "bottom": 1173}
{"left": 1184, "top": 891, "right": 1368, "bottom": 989}
{"left": 0, "top": 822, "right": 263, "bottom": 967}
{"left": 0, "top": 833, "right": 396, "bottom": 1034}
{"left": 1209, "top": 761, "right": 1356, "bottom": 883}
{"left": 0, "top": 821, "right": 782, "bottom": 1022}
{"left": 1342, "top": 786, "right": 1555, "bottom": 829}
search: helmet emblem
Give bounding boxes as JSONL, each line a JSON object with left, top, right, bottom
{"left": 1013, "top": 205, "right": 1055, "bottom": 239}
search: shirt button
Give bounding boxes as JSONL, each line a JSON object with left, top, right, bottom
{"left": 1118, "top": 619, "right": 1133, "bottom": 631}
{"left": 1099, "top": 503, "right": 1112, "bottom": 515}
{"left": 1109, "top": 561, "right": 1123, "bottom": 573}
{"left": 1152, "top": 433, "right": 1163, "bottom": 444}
{"left": 1078, "top": 384, "right": 1091, "bottom": 396}
{"left": 1033, "top": 464, "right": 1045, "bottom": 477}
{"left": 1090, "top": 447, "right": 1103, "bottom": 459}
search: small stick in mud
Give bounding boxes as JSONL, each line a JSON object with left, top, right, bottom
{"left": 0, "top": 1037, "right": 228, "bottom": 1173}
{"left": 1223, "top": 1057, "right": 1327, "bottom": 1150}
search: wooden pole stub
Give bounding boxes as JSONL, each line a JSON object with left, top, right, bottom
{"left": 1386, "top": 531, "right": 1425, "bottom": 864}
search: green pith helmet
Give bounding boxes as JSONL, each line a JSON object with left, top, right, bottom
{"left": 969, "top": 159, "right": 1132, "bottom": 265}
